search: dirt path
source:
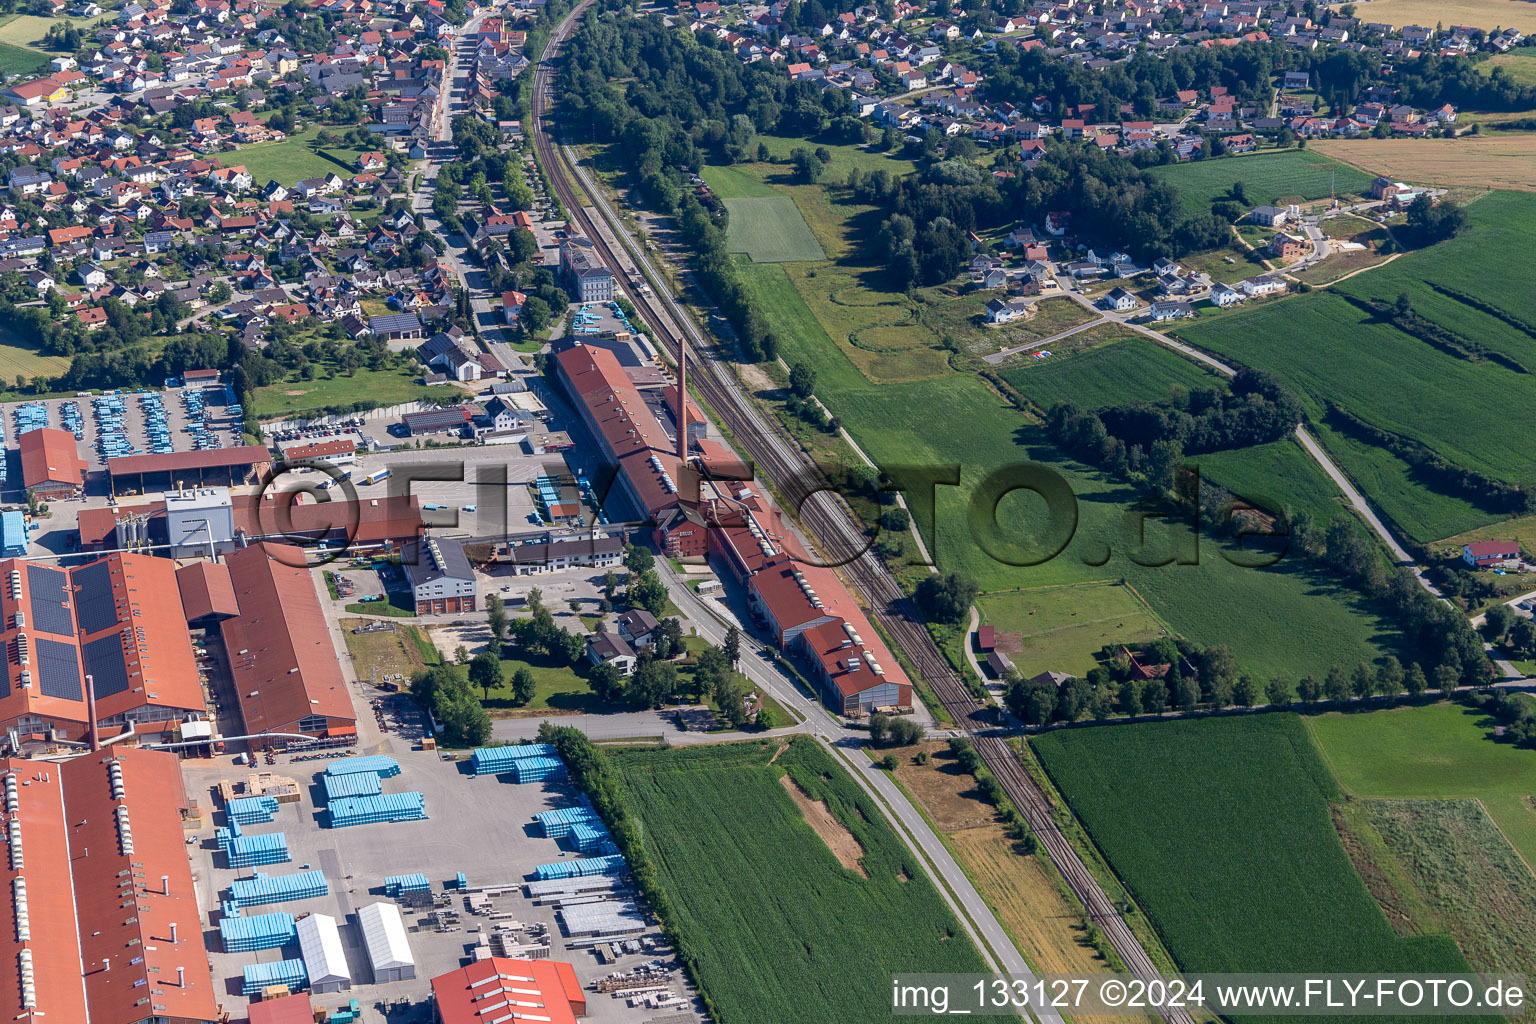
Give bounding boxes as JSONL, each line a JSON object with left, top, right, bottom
{"left": 780, "top": 773, "right": 868, "bottom": 876}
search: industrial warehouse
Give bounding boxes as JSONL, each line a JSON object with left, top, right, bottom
{"left": 555, "top": 344, "right": 914, "bottom": 717}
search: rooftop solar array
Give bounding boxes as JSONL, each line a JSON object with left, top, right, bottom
{"left": 26, "top": 565, "right": 73, "bottom": 637}
{"left": 83, "top": 633, "right": 129, "bottom": 700}
{"left": 72, "top": 561, "right": 118, "bottom": 635}
{"left": 36, "top": 637, "right": 81, "bottom": 701}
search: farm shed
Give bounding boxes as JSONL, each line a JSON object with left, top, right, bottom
{"left": 358, "top": 902, "right": 416, "bottom": 982}
{"left": 296, "top": 913, "right": 351, "bottom": 993}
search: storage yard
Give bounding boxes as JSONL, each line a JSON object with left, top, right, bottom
{"left": 181, "top": 738, "right": 701, "bottom": 1023}
{"left": 0, "top": 384, "right": 243, "bottom": 484}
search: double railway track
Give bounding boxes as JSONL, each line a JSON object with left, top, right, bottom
{"left": 527, "top": 11, "right": 1193, "bottom": 1022}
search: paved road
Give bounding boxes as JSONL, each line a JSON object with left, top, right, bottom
{"left": 981, "top": 312, "right": 1106, "bottom": 365}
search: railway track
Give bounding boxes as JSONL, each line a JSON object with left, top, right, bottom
{"left": 529, "top": 11, "right": 1194, "bottom": 1023}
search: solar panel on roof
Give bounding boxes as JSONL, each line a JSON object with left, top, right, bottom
{"left": 83, "top": 633, "right": 129, "bottom": 699}
{"left": 72, "top": 562, "right": 118, "bottom": 634}
{"left": 26, "top": 565, "right": 73, "bottom": 636}
{"left": 36, "top": 636, "right": 81, "bottom": 701}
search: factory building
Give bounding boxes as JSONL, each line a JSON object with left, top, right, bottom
{"left": 554, "top": 342, "right": 913, "bottom": 718}
{"left": 0, "top": 748, "right": 220, "bottom": 1024}
{"left": 165, "top": 487, "right": 237, "bottom": 558}
{"left": 431, "top": 958, "right": 586, "bottom": 1024}
{"left": 0, "top": 554, "right": 207, "bottom": 743}
{"left": 18, "top": 427, "right": 86, "bottom": 499}
{"left": 221, "top": 542, "right": 356, "bottom": 745}
{"left": 403, "top": 536, "right": 477, "bottom": 615}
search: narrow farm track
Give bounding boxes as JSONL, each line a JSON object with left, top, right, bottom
{"left": 532, "top": 11, "right": 1193, "bottom": 1022}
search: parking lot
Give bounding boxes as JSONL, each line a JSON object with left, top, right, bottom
{"left": 180, "top": 735, "right": 701, "bottom": 1024}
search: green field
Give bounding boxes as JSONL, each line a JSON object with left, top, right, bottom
{"left": 1190, "top": 438, "right": 1352, "bottom": 527}
{"left": 252, "top": 366, "right": 444, "bottom": 418}
{"left": 0, "top": 326, "right": 70, "bottom": 383}
{"left": 748, "top": 133, "right": 918, "bottom": 181}
{"left": 722, "top": 196, "right": 826, "bottom": 263}
{"left": 1148, "top": 150, "right": 1375, "bottom": 215}
{"left": 1305, "top": 701, "right": 1536, "bottom": 865}
{"left": 612, "top": 738, "right": 987, "bottom": 1023}
{"left": 1000, "top": 335, "right": 1226, "bottom": 411}
{"left": 0, "top": 40, "right": 46, "bottom": 76}
{"left": 701, "top": 164, "right": 777, "bottom": 198}
{"left": 974, "top": 583, "right": 1164, "bottom": 678}
{"left": 1032, "top": 715, "right": 1476, "bottom": 1008}
{"left": 235, "top": 127, "right": 367, "bottom": 186}
{"left": 1480, "top": 51, "right": 1536, "bottom": 86}
{"left": 1349, "top": 799, "right": 1536, "bottom": 985}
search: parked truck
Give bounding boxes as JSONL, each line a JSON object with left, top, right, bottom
{"left": 361, "top": 468, "right": 391, "bottom": 486}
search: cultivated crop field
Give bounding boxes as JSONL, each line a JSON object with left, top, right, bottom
{"left": 0, "top": 328, "right": 69, "bottom": 384}
{"left": 1326, "top": 0, "right": 1536, "bottom": 34}
{"left": 974, "top": 583, "right": 1165, "bottom": 678}
{"left": 1190, "top": 438, "right": 1352, "bottom": 527}
{"left": 0, "top": 41, "right": 44, "bottom": 76}
{"left": 1352, "top": 799, "right": 1536, "bottom": 989}
{"left": 1314, "top": 137, "right": 1536, "bottom": 191}
{"left": 1001, "top": 335, "right": 1225, "bottom": 411}
{"left": 1032, "top": 716, "right": 1476, "bottom": 1004}
{"left": 1305, "top": 701, "right": 1536, "bottom": 864}
{"left": 612, "top": 739, "right": 986, "bottom": 1024}
{"left": 1148, "top": 150, "right": 1373, "bottom": 215}
{"left": 723, "top": 196, "right": 827, "bottom": 262}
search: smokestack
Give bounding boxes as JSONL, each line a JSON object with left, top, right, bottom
{"left": 169, "top": 922, "right": 177, "bottom": 944}
{"left": 676, "top": 339, "right": 687, "bottom": 466}
{"left": 161, "top": 875, "right": 169, "bottom": 894}
{"left": 85, "top": 673, "right": 98, "bottom": 752}
{"left": 176, "top": 967, "right": 184, "bottom": 987}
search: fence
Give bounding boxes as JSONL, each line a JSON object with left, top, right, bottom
{"left": 219, "top": 912, "right": 297, "bottom": 953}
{"left": 327, "top": 792, "right": 427, "bottom": 828}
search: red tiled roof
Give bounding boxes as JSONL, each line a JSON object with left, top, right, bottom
{"left": 176, "top": 560, "right": 239, "bottom": 623}
{"left": 431, "top": 958, "right": 586, "bottom": 1024}
{"left": 280, "top": 438, "right": 356, "bottom": 461}
{"left": 61, "top": 749, "right": 219, "bottom": 1024}
{"left": 220, "top": 542, "right": 354, "bottom": 736}
{"left": 556, "top": 344, "right": 682, "bottom": 516}
{"left": 19, "top": 427, "right": 85, "bottom": 490}
{"left": 106, "top": 445, "right": 272, "bottom": 479}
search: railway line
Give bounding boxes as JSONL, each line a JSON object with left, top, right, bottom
{"left": 529, "top": 10, "right": 1194, "bottom": 1022}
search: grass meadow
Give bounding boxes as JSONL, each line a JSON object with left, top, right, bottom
{"left": 1173, "top": 192, "right": 1536, "bottom": 541}
{"left": 974, "top": 583, "right": 1165, "bottom": 678}
{"left": 0, "top": 326, "right": 70, "bottom": 384}
{"left": 1480, "top": 51, "right": 1536, "bottom": 86}
{"left": 251, "top": 366, "right": 443, "bottom": 418}
{"left": 1189, "top": 438, "right": 1353, "bottom": 527}
{"left": 1032, "top": 715, "right": 1480, "bottom": 1016}
{"left": 236, "top": 127, "right": 366, "bottom": 186}
{"left": 717, "top": 157, "right": 1401, "bottom": 680}
{"left": 1305, "top": 701, "right": 1536, "bottom": 865}
{"left": 0, "top": 41, "right": 46, "bottom": 76}
{"left": 1000, "top": 334, "right": 1226, "bottom": 410}
{"left": 612, "top": 738, "right": 987, "bottom": 1024}
{"left": 1147, "top": 149, "right": 1374, "bottom": 215}
{"left": 721, "top": 196, "right": 826, "bottom": 262}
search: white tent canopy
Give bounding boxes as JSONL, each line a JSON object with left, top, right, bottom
{"left": 357, "top": 902, "right": 415, "bottom": 982}
{"left": 296, "top": 913, "right": 351, "bottom": 992}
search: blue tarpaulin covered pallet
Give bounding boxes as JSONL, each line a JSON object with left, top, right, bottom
{"left": 510, "top": 757, "right": 566, "bottom": 784}
{"left": 327, "top": 791, "right": 427, "bottom": 828}
{"left": 384, "top": 873, "right": 430, "bottom": 896}
{"left": 242, "top": 959, "right": 308, "bottom": 996}
{"left": 219, "top": 912, "right": 296, "bottom": 953}
{"left": 470, "top": 744, "right": 556, "bottom": 775}
{"left": 230, "top": 870, "right": 328, "bottom": 909}
{"left": 322, "top": 772, "right": 383, "bottom": 802}
{"left": 322, "top": 755, "right": 401, "bottom": 779}
{"left": 533, "top": 855, "right": 627, "bottom": 881}
{"left": 533, "top": 804, "right": 598, "bottom": 838}
{"left": 228, "top": 831, "right": 291, "bottom": 869}
{"left": 228, "top": 796, "right": 280, "bottom": 825}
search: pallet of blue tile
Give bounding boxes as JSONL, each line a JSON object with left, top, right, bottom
{"left": 453, "top": 871, "right": 468, "bottom": 890}
{"left": 216, "top": 819, "right": 243, "bottom": 851}
{"left": 327, "top": 792, "right": 426, "bottom": 828}
{"left": 321, "top": 772, "right": 382, "bottom": 802}
{"left": 219, "top": 912, "right": 296, "bottom": 953}
{"left": 469, "top": 744, "right": 556, "bottom": 775}
{"left": 242, "top": 958, "right": 307, "bottom": 996}
{"left": 532, "top": 855, "right": 627, "bottom": 881}
{"left": 533, "top": 805, "right": 599, "bottom": 839}
{"left": 569, "top": 822, "right": 616, "bottom": 855}
{"left": 322, "top": 755, "right": 401, "bottom": 779}
{"left": 383, "top": 872, "right": 430, "bottom": 897}
{"left": 228, "top": 832, "right": 291, "bottom": 869}
{"left": 510, "top": 757, "right": 566, "bottom": 784}
{"left": 228, "top": 795, "right": 280, "bottom": 825}
{"left": 229, "top": 869, "right": 328, "bottom": 909}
